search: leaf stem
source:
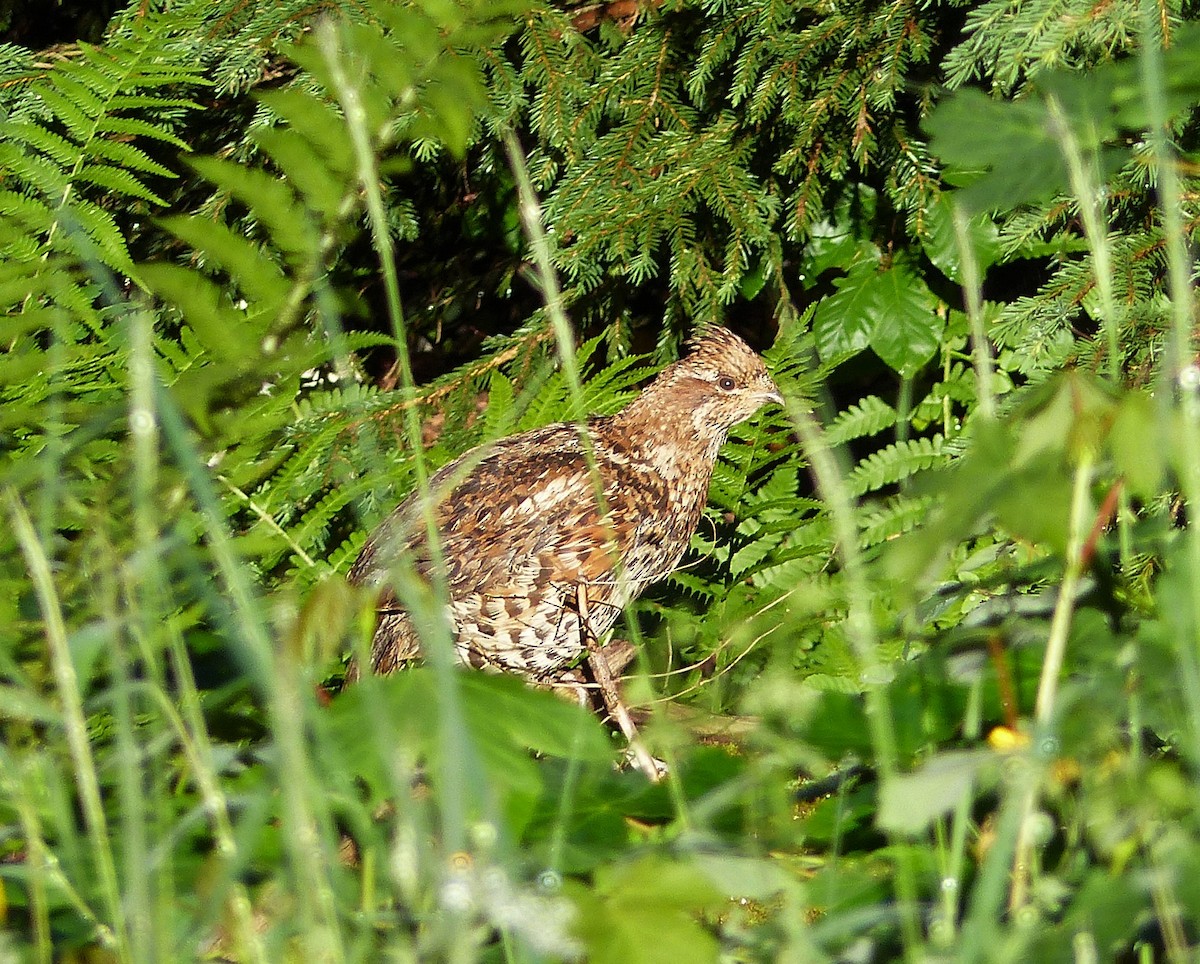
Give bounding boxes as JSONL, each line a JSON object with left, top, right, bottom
{"left": 952, "top": 206, "right": 995, "bottom": 420}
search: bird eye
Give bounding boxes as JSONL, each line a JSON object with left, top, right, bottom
{"left": 718, "top": 376, "right": 737, "bottom": 391}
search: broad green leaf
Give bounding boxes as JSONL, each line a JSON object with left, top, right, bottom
{"left": 801, "top": 689, "right": 874, "bottom": 758}
{"left": 877, "top": 749, "right": 996, "bottom": 835}
{"left": 813, "top": 259, "right": 940, "bottom": 375}
{"left": 928, "top": 64, "right": 1139, "bottom": 215}
{"left": 455, "top": 672, "right": 614, "bottom": 762}
{"left": 1033, "top": 872, "right": 1147, "bottom": 959}
{"left": 326, "top": 669, "right": 613, "bottom": 808}
{"left": 1109, "top": 389, "right": 1166, "bottom": 498}
{"left": 800, "top": 784, "right": 878, "bottom": 845}
{"left": 866, "top": 263, "right": 941, "bottom": 376}
{"left": 801, "top": 184, "right": 879, "bottom": 278}
{"left": 812, "top": 260, "right": 882, "bottom": 361}
{"left": 573, "top": 857, "right": 724, "bottom": 964}
{"left": 925, "top": 88, "right": 1069, "bottom": 212}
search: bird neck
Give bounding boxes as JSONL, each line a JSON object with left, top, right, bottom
{"left": 608, "top": 392, "right": 729, "bottom": 480}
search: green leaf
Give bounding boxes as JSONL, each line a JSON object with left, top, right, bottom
{"left": 87, "top": 137, "right": 178, "bottom": 178}
{"left": 847, "top": 436, "right": 947, "bottom": 497}
{"left": 866, "top": 263, "right": 942, "bottom": 376}
{"left": 140, "top": 263, "right": 258, "bottom": 361}
{"left": 813, "top": 260, "right": 940, "bottom": 374}
{"left": 157, "top": 215, "right": 290, "bottom": 308}
{"left": 0, "top": 685, "right": 60, "bottom": 724}
{"left": 801, "top": 690, "right": 874, "bottom": 758}
{"left": 77, "top": 162, "right": 166, "bottom": 205}
{"left": 456, "top": 672, "right": 614, "bottom": 762}
{"left": 252, "top": 126, "right": 348, "bottom": 221}
{"left": 3, "top": 121, "right": 79, "bottom": 166}
{"left": 1109, "top": 389, "right": 1166, "bottom": 499}
{"left": 326, "top": 670, "right": 613, "bottom": 810}
{"left": 69, "top": 198, "right": 136, "bottom": 274}
{"left": 0, "top": 191, "right": 54, "bottom": 235}
{"left": 812, "top": 260, "right": 882, "bottom": 361}
{"left": 573, "top": 857, "right": 724, "bottom": 964}
{"left": 920, "top": 192, "right": 1001, "bottom": 282}
{"left": 877, "top": 749, "right": 996, "bottom": 835}
{"left": 927, "top": 69, "right": 1130, "bottom": 215}
{"left": 256, "top": 89, "right": 356, "bottom": 184}
{"left": 188, "top": 156, "right": 315, "bottom": 261}
{"left": 824, "top": 395, "right": 899, "bottom": 447}
{"left": 800, "top": 184, "right": 879, "bottom": 279}
{"left": 926, "top": 88, "right": 1066, "bottom": 212}
{"left": 94, "top": 116, "right": 191, "bottom": 149}
{"left": 0, "top": 142, "right": 69, "bottom": 196}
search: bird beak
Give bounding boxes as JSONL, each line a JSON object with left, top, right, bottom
{"left": 760, "top": 380, "right": 784, "bottom": 407}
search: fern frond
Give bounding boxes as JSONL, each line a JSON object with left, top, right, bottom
{"left": 859, "top": 494, "right": 937, "bottom": 548}
{"left": 825, "top": 395, "right": 899, "bottom": 447}
{"left": 847, "top": 435, "right": 948, "bottom": 498}
{"left": 288, "top": 477, "right": 375, "bottom": 557}
{"left": 666, "top": 571, "right": 721, "bottom": 603}
{"left": 1, "top": 26, "right": 205, "bottom": 277}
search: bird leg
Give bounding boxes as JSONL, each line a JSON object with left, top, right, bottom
{"left": 576, "top": 583, "right": 665, "bottom": 781}
{"left": 592, "top": 638, "right": 636, "bottom": 677}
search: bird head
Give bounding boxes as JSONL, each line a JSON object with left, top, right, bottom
{"left": 658, "top": 326, "right": 784, "bottom": 438}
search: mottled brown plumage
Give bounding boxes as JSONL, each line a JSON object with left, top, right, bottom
{"left": 347, "top": 327, "right": 782, "bottom": 708}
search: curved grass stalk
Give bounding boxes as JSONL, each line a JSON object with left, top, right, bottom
{"left": 1043, "top": 93, "right": 1133, "bottom": 569}
{"left": 1008, "top": 449, "right": 1095, "bottom": 912}
{"left": 154, "top": 385, "right": 346, "bottom": 962}
{"left": 0, "top": 747, "right": 70, "bottom": 963}
{"left": 781, "top": 403, "right": 922, "bottom": 959}
{"left": 1137, "top": 1, "right": 1200, "bottom": 777}
{"left": 499, "top": 130, "right": 681, "bottom": 841}
{"left": 1138, "top": 0, "right": 1195, "bottom": 386}
{"left": 319, "top": 20, "right": 483, "bottom": 875}
{"left": 124, "top": 674, "right": 266, "bottom": 962}
{"left": 6, "top": 493, "right": 128, "bottom": 959}
{"left": 1043, "top": 95, "right": 1120, "bottom": 383}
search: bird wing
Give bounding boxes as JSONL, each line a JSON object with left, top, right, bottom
{"left": 349, "top": 423, "right": 671, "bottom": 675}
{"left": 434, "top": 431, "right": 647, "bottom": 598}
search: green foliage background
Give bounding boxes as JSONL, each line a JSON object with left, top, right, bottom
{"left": 3, "top": 0, "right": 1200, "bottom": 960}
